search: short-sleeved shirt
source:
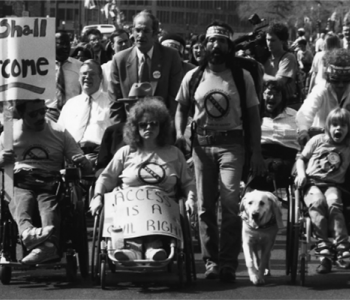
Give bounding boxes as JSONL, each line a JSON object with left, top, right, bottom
{"left": 300, "top": 134, "right": 350, "bottom": 184}
{"left": 0, "top": 120, "right": 83, "bottom": 172}
{"left": 264, "top": 52, "right": 297, "bottom": 99}
{"left": 176, "top": 67, "right": 259, "bottom": 131}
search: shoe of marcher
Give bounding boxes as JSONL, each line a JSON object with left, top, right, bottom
{"left": 220, "top": 266, "right": 236, "bottom": 283}
{"left": 145, "top": 248, "right": 167, "bottom": 261}
{"left": 113, "top": 249, "right": 142, "bottom": 261}
{"left": 22, "top": 226, "right": 55, "bottom": 251}
{"left": 21, "top": 243, "right": 59, "bottom": 265}
{"left": 316, "top": 258, "right": 332, "bottom": 274}
{"left": 205, "top": 264, "right": 219, "bottom": 279}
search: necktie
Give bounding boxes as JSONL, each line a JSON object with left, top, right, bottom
{"left": 56, "top": 61, "right": 66, "bottom": 110}
{"left": 75, "top": 96, "right": 92, "bottom": 142}
{"left": 140, "top": 54, "right": 150, "bottom": 82}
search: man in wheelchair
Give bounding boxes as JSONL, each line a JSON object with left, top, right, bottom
{"left": 294, "top": 108, "right": 350, "bottom": 274}
{"left": 0, "top": 99, "right": 92, "bottom": 265}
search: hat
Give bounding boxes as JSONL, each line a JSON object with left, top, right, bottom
{"left": 298, "top": 27, "right": 305, "bottom": 32}
{"left": 206, "top": 25, "right": 231, "bottom": 39}
{"left": 160, "top": 33, "right": 186, "bottom": 55}
{"left": 117, "top": 82, "right": 152, "bottom": 103}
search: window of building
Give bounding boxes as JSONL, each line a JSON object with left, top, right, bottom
{"left": 129, "top": 0, "right": 135, "bottom": 5}
{"left": 121, "top": 0, "right": 128, "bottom": 5}
{"left": 186, "top": 1, "right": 198, "bottom": 9}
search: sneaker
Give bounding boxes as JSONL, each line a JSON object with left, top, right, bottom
{"left": 22, "top": 226, "right": 55, "bottom": 251}
{"left": 145, "top": 248, "right": 167, "bottom": 261}
{"left": 316, "top": 258, "right": 332, "bottom": 274}
{"left": 21, "top": 243, "right": 59, "bottom": 265}
{"left": 113, "top": 249, "right": 142, "bottom": 261}
{"left": 219, "top": 266, "right": 236, "bottom": 283}
{"left": 205, "top": 264, "right": 219, "bottom": 280}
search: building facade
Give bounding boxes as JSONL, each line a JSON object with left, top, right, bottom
{"left": 0, "top": 0, "right": 252, "bottom": 38}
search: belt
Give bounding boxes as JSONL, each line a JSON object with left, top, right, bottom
{"left": 196, "top": 127, "right": 243, "bottom": 137}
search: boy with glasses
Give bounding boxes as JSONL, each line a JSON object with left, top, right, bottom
{"left": 297, "top": 48, "right": 350, "bottom": 145}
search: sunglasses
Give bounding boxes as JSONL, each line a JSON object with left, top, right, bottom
{"left": 138, "top": 121, "right": 159, "bottom": 129}
{"left": 28, "top": 107, "right": 48, "bottom": 118}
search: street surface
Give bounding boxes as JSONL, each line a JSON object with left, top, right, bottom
{"left": 1, "top": 207, "right": 350, "bottom": 299}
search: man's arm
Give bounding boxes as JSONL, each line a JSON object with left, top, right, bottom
{"left": 246, "top": 105, "right": 266, "bottom": 177}
{"left": 108, "top": 56, "right": 126, "bottom": 124}
{"left": 175, "top": 102, "right": 190, "bottom": 148}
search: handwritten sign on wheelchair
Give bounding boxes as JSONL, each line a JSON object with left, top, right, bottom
{"left": 0, "top": 17, "right": 55, "bottom": 101}
{"left": 103, "top": 187, "right": 183, "bottom": 241}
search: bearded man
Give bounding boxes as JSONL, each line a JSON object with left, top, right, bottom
{"left": 175, "top": 21, "right": 265, "bottom": 283}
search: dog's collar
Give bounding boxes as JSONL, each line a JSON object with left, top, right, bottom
{"left": 242, "top": 214, "right": 277, "bottom": 230}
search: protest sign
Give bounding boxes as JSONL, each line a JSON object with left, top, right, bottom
{"left": 103, "top": 187, "right": 183, "bottom": 242}
{"left": 0, "top": 18, "right": 55, "bottom": 202}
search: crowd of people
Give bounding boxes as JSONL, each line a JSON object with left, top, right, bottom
{"left": 2, "top": 8, "right": 350, "bottom": 283}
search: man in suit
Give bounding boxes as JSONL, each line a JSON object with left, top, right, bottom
{"left": 85, "top": 28, "right": 109, "bottom": 65}
{"left": 108, "top": 10, "right": 183, "bottom": 124}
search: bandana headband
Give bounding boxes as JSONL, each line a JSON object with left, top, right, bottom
{"left": 206, "top": 26, "right": 231, "bottom": 39}
{"left": 326, "top": 64, "right": 350, "bottom": 76}
{"left": 161, "top": 39, "right": 184, "bottom": 54}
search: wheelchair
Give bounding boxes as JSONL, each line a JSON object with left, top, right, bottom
{"left": 0, "top": 166, "right": 89, "bottom": 284}
{"left": 286, "top": 176, "right": 350, "bottom": 286}
{"left": 90, "top": 186, "right": 196, "bottom": 289}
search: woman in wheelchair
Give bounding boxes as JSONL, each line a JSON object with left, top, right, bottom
{"left": 246, "top": 82, "right": 299, "bottom": 191}
{"left": 294, "top": 108, "right": 350, "bottom": 274}
{"left": 90, "top": 97, "right": 196, "bottom": 261}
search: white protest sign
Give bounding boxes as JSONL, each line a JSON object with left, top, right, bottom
{"left": 103, "top": 187, "right": 183, "bottom": 242}
{"left": 0, "top": 18, "right": 56, "bottom": 101}
{"left": 0, "top": 18, "right": 55, "bottom": 202}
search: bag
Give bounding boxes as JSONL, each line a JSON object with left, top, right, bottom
{"left": 14, "top": 168, "right": 60, "bottom": 193}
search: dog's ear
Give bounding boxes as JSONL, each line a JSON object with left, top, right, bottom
{"left": 266, "top": 192, "right": 284, "bottom": 229}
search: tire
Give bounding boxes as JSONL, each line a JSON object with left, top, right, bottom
{"left": 100, "top": 259, "right": 106, "bottom": 290}
{"left": 66, "top": 254, "right": 78, "bottom": 282}
{"left": 76, "top": 202, "right": 89, "bottom": 278}
{"left": 300, "top": 257, "right": 306, "bottom": 286}
{"left": 0, "top": 265, "right": 12, "bottom": 285}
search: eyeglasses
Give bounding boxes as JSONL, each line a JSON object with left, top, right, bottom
{"left": 138, "top": 121, "right": 159, "bottom": 129}
{"left": 28, "top": 107, "right": 48, "bottom": 118}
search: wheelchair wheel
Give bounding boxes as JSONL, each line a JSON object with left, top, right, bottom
{"left": 290, "top": 187, "right": 301, "bottom": 285}
{"left": 100, "top": 256, "right": 106, "bottom": 290}
{"left": 66, "top": 254, "right": 78, "bottom": 282}
{"left": 75, "top": 201, "right": 89, "bottom": 278}
{"left": 300, "top": 257, "right": 306, "bottom": 286}
{"left": 0, "top": 265, "right": 12, "bottom": 285}
{"left": 91, "top": 210, "right": 104, "bottom": 282}
{"left": 286, "top": 185, "right": 294, "bottom": 276}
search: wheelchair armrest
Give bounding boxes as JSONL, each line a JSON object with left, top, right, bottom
{"left": 61, "top": 167, "right": 82, "bottom": 182}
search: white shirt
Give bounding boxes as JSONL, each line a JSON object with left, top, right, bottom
{"left": 58, "top": 89, "right": 113, "bottom": 145}
{"left": 296, "top": 82, "right": 350, "bottom": 131}
{"left": 309, "top": 51, "right": 326, "bottom": 87}
{"left": 261, "top": 107, "right": 299, "bottom": 151}
{"left": 101, "top": 60, "right": 112, "bottom": 93}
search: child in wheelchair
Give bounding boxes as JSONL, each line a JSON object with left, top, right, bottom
{"left": 294, "top": 107, "right": 350, "bottom": 274}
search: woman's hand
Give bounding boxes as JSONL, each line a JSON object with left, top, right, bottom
{"left": 0, "top": 149, "right": 16, "bottom": 167}
{"left": 294, "top": 174, "right": 307, "bottom": 189}
{"left": 185, "top": 198, "right": 197, "bottom": 216}
{"left": 90, "top": 194, "right": 103, "bottom": 216}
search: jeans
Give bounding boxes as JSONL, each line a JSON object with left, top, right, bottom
{"left": 304, "top": 185, "right": 349, "bottom": 249}
{"left": 193, "top": 140, "right": 245, "bottom": 271}
{"left": 9, "top": 187, "right": 60, "bottom": 248}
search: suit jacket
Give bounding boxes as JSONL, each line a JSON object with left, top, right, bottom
{"left": 108, "top": 43, "right": 182, "bottom": 124}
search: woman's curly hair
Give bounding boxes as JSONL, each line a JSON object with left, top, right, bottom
{"left": 123, "top": 97, "right": 172, "bottom": 150}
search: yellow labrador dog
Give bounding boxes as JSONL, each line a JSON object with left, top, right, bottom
{"left": 240, "top": 189, "right": 284, "bottom": 285}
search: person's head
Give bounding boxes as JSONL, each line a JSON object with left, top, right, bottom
{"left": 325, "top": 107, "right": 350, "bottom": 144}
{"left": 56, "top": 30, "right": 71, "bottom": 63}
{"left": 203, "top": 21, "right": 234, "bottom": 65}
{"left": 79, "top": 59, "right": 102, "bottom": 95}
{"left": 160, "top": 33, "right": 186, "bottom": 59}
{"left": 263, "top": 82, "right": 287, "bottom": 115}
{"left": 15, "top": 99, "right": 47, "bottom": 131}
{"left": 325, "top": 48, "right": 350, "bottom": 95}
{"left": 85, "top": 28, "right": 103, "bottom": 53}
{"left": 71, "top": 46, "right": 93, "bottom": 62}
{"left": 297, "top": 39, "right": 307, "bottom": 51}
{"left": 123, "top": 97, "right": 172, "bottom": 149}
{"left": 189, "top": 34, "right": 205, "bottom": 65}
{"left": 109, "top": 29, "right": 130, "bottom": 53}
{"left": 343, "top": 24, "right": 350, "bottom": 41}
{"left": 323, "top": 33, "right": 341, "bottom": 51}
{"left": 297, "top": 28, "right": 305, "bottom": 37}
{"left": 266, "top": 23, "right": 289, "bottom": 53}
{"left": 338, "top": 32, "right": 344, "bottom": 40}
{"left": 320, "top": 29, "right": 328, "bottom": 39}
{"left": 132, "top": 10, "right": 159, "bottom": 53}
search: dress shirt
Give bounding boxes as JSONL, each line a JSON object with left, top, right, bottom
{"left": 296, "top": 82, "right": 350, "bottom": 131}
{"left": 58, "top": 90, "right": 113, "bottom": 145}
{"left": 261, "top": 107, "right": 299, "bottom": 151}
{"left": 101, "top": 60, "right": 112, "bottom": 92}
{"left": 46, "top": 57, "right": 82, "bottom": 109}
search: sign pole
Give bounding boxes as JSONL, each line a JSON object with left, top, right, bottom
{"left": 3, "top": 101, "right": 13, "bottom": 203}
